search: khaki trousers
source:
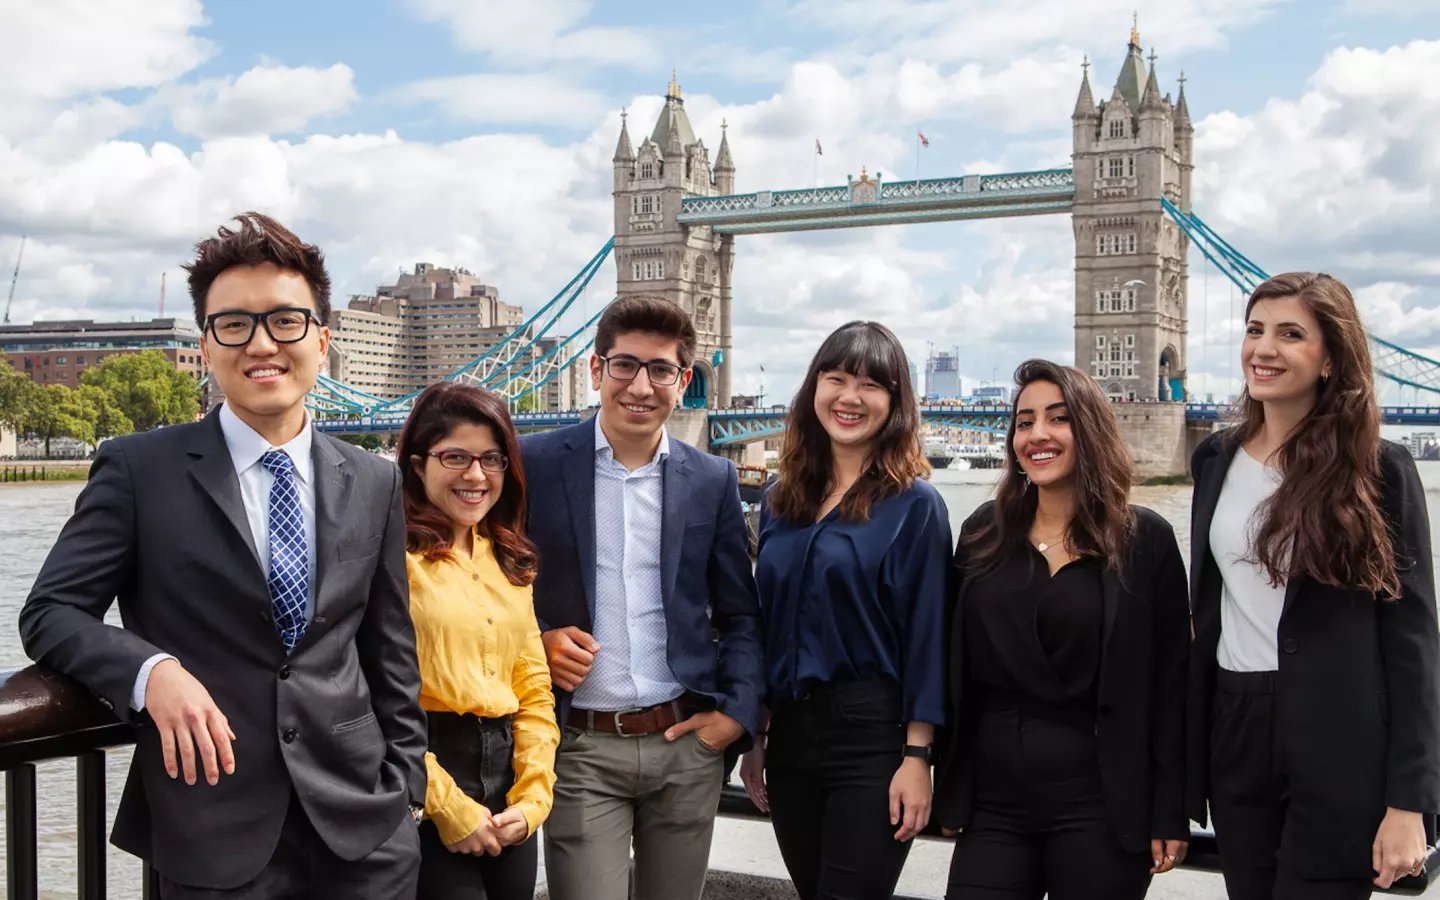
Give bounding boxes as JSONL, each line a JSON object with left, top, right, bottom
{"left": 542, "top": 726, "right": 725, "bottom": 900}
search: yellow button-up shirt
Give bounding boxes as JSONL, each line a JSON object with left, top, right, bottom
{"left": 407, "top": 534, "right": 558, "bottom": 844}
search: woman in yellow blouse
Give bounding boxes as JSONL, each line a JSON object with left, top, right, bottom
{"left": 397, "top": 382, "right": 559, "bottom": 899}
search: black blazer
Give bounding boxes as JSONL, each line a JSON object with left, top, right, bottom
{"left": 18, "top": 411, "right": 427, "bottom": 889}
{"left": 934, "top": 502, "right": 1191, "bottom": 851}
{"left": 1185, "top": 431, "right": 1440, "bottom": 879}
{"left": 519, "top": 418, "right": 765, "bottom": 744}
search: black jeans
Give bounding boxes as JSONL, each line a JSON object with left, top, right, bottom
{"left": 418, "top": 712, "right": 537, "bottom": 900}
{"left": 1209, "top": 669, "right": 1373, "bottom": 900}
{"left": 766, "top": 679, "right": 912, "bottom": 900}
{"left": 944, "top": 704, "right": 1151, "bottom": 900}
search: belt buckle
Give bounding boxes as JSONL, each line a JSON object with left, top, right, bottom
{"left": 612, "top": 706, "right": 648, "bottom": 737}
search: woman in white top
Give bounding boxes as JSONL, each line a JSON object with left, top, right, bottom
{"left": 1186, "top": 272, "right": 1439, "bottom": 899}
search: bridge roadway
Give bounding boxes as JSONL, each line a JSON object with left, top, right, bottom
{"left": 313, "top": 403, "right": 1440, "bottom": 444}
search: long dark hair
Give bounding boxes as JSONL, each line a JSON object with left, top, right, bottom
{"left": 965, "top": 359, "right": 1134, "bottom": 573}
{"left": 768, "top": 321, "right": 929, "bottom": 523}
{"left": 396, "top": 382, "right": 538, "bottom": 586}
{"left": 1233, "top": 272, "right": 1398, "bottom": 597}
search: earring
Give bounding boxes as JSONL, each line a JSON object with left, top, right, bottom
{"left": 1320, "top": 371, "right": 1331, "bottom": 384}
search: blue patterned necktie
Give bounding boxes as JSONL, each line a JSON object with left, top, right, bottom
{"left": 260, "top": 450, "right": 308, "bottom": 653}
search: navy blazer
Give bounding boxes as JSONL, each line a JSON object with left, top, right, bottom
{"left": 519, "top": 417, "right": 765, "bottom": 745}
{"left": 1186, "top": 431, "right": 1440, "bottom": 879}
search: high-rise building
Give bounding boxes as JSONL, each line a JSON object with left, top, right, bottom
{"left": 926, "top": 351, "right": 962, "bottom": 400}
{"left": 1071, "top": 24, "right": 1191, "bottom": 402}
{"left": 328, "top": 264, "right": 580, "bottom": 409}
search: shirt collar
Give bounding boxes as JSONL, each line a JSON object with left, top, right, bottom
{"left": 594, "top": 414, "right": 670, "bottom": 467}
{"left": 218, "top": 403, "right": 314, "bottom": 484}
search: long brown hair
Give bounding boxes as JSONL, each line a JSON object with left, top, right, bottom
{"left": 965, "top": 359, "right": 1134, "bottom": 573}
{"left": 1233, "top": 272, "right": 1398, "bottom": 597}
{"left": 396, "top": 382, "right": 538, "bottom": 586}
{"left": 768, "top": 321, "right": 929, "bottom": 523}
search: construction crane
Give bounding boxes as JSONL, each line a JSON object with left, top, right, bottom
{"left": 4, "top": 236, "right": 24, "bottom": 325}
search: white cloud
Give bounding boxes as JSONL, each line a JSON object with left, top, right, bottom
{"left": 406, "top": 0, "right": 653, "bottom": 67}
{"left": 401, "top": 73, "right": 610, "bottom": 126}
{"left": 166, "top": 64, "right": 358, "bottom": 139}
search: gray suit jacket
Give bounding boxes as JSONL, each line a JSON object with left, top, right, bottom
{"left": 18, "top": 409, "right": 426, "bottom": 889}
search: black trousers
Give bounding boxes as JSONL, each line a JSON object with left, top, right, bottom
{"left": 944, "top": 705, "right": 1151, "bottom": 900}
{"left": 158, "top": 790, "right": 419, "bottom": 899}
{"left": 1209, "top": 669, "right": 1374, "bottom": 900}
{"left": 418, "top": 711, "right": 537, "bottom": 900}
{"left": 766, "top": 680, "right": 913, "bottom": 900}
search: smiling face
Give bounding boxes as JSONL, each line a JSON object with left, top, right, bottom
{"left": 812, "top": 368, "right": 892, "bottom": 453}
{"left": 200, "top": 262, "right": 329, "bottom": 438}
{"left": 1012, "top": 379, "right": 1076, "bottom": 489}
{"left": 417, "top": 421, "right": 505, "bottom": 539}
{"left": 590, "top": 330, "right": 692, "bottom": 448}
{"left": 1243, "top": 294, "right": 1332, "bottom": 406}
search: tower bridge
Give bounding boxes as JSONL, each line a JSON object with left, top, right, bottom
{"left": 308, "top": 24, "right": 1440, "bottom": 476}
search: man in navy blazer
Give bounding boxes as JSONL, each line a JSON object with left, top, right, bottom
{"left": 520, "top": 295, "right": 763, "bottom": 900}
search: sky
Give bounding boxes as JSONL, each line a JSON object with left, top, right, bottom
{"left": 2, "top": 0, "right": 1439, "bottom": 407}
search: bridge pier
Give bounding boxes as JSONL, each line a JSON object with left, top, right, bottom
{"left": 1113, "top": 402, "right": 1191, "bottom": 479}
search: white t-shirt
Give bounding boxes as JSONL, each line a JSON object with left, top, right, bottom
{"left": 1210, "top": 447, "right": 1287, "bottom": 672}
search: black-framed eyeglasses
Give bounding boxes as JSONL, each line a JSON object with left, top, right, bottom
{"left": 204, "top": 308, "right": 320, "bottom": 347}
{"left": 599, "top": 354, "right": 685, "bottom": 386}
{"left": 427, "top": 450, "right": 509, "bottom": 473}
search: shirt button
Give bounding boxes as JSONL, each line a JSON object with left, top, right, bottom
{"left": 278, "top": 665, "right": 291, "bottom": 681}
{"left": 282, "top": 728, "right": 297, "bottom": 744}
{"left": 1281, "top": 638, "right": 1299, "bottom": 654}
{"left": 472, "top": 573, "right": 480, "bottom": 582}
{"left": 487, "top": 618, "right": 494, "bottom": 625}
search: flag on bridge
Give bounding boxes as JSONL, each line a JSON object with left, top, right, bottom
{"left": 918, "top": 130, "right": 929, "bottom": 147}
{"left": 815, "top": 139, "right": 823, "bottom": 156}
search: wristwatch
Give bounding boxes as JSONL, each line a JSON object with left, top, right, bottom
{"left": 902, "top": 744, "right": 933, "bottom": 764}
{"left": 410, "top": 803, "right": 425, "bottom": 824}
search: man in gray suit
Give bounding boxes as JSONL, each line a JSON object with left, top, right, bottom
{"left": 19, "top": 213, "right": 427, "bottom": 897}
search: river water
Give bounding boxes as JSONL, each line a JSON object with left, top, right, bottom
{"left": 5, "top": 468, "right": 1440, "bottom": 897}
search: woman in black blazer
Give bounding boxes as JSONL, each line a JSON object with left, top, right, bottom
{"left": 934, "top": 359, "right": 1191, "bottom": 900}
{"left": 1186, "top": 272, "right": 1439, "bottom": 899}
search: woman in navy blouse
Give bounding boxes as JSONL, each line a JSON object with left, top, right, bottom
{"left": 933, "top": 359, "right": 1190, "bottom": 900}
{"left": 738, "top": 321, "right": 952, "bottom": 900}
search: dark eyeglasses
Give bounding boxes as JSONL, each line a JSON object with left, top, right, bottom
{"left": 427, "top": 450, "right": 509, "bottom": 473}
{"left": 204, "top": 308, "right": 320, "bottom": 347}
{"left": 599, "top": 354, "right": 684, "bottom": 386}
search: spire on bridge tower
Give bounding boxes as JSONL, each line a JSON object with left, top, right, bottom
{"left": 1175, "top": 73, "right": 1193, "bottom": 132}
{"left": 1140, "top": 54, "right": 1164, "bottom": 111}
{"left": 1073, "top": 55, "right": 1098, "bottom": 119}
{"left": 715, "top": 120, "right": 735, "bottom": 194}
{"left": 1112, "top": 31, "right": 1147, "bottom": 113}
{"left": 613, "top": 108, "right": 635, "bottom": 162}
{"left": 668, "top": 67, "right": 682, "bottom": 100}
{"left": 1130, "top": 11, "right": 1141, "bottom": 48}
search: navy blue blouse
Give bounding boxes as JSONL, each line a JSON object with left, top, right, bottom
{"left": 756, "top": 480, "right": 953, "bottom": 725}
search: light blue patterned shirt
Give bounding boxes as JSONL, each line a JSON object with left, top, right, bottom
{"left": 571, "top": 417, "right": 687, "bottom": 712}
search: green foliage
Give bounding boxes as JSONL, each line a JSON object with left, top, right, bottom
{"left": 336, "top": 432, "right": 383, "bottom": 451}
{"left": 23, "top": 384, "right": 95, "bottom": 456}
{"left": 0, "top": 352, "right": 30, "bottom": 431}
{"left": 76, "top": 384, "right": 135, "bottom": 442}
{"left": 80, "top": 350, "right": 200, "bottom": 431}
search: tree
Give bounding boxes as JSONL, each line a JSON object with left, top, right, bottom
{"left": 77, "top": 384, "right": 135, "bottom": 443}
{"left": 80, "top": 351, "right": 200, "bottom": 431}
{"left": 0, "top": 352, "right": 30, "bottom": 432}
{"left": 23, "top": 384, "right": 95, "bottom": 458}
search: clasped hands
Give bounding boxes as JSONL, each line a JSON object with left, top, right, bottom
{"left": 445, "top": 806, "right": 529, "bottom": 856}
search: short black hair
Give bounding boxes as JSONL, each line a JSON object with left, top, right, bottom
{"left": 594, "top": 295, "right": 697, "bottom": 368}
{"left": 183, "top": 212, "right": 331, "bottom": 329}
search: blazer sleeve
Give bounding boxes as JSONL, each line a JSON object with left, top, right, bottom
{"left": 1377, "top": 445, "right": 1440, "bottom": 813}
{"left": 1146, "top": 517, "right": 1192, "bottom": 839}
{"left": 18, "top": 439, "right": 164, "bottom": 721}
{"left": 708, "top": 460, "right": 765, "bottom": 745}
{"left": 355, "top": 463, "right": 428, "bottom": 807}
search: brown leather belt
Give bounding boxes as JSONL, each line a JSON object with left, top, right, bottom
{"left": 568, "top": 700, "right": 684, "bottom": 736}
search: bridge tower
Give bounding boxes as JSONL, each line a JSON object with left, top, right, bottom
{"left": 612, "top": 73, "right": 734, "bottom": 407}
{"left": 1072, "top": 22, "right": 1193, "bottom": 401}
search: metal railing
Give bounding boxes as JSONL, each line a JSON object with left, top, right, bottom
{"left": 2, "top": 664, "right": 1434, "bottom": 897}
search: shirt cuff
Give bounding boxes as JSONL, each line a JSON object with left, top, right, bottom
{"left": 131, "top": 653, "right": 177, "bottom": 711}
{"left": 430, "top": 793, "right": 488, "bottom": 847}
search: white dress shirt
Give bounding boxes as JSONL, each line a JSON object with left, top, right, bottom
{"left": 130, "top": 405, "right": 319, "bottom": 710}
{"left": 1211, "top": 446, "right": 1287, "bottom": 672}
{"left": 571, "top": 417, "right": 687, "bottom": 712}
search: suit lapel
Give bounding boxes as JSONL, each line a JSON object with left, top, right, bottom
{"left": 311, "top": 433, "right": 350, "bottom": 612}
{"left": 1100, "top": 565, "right": 1122, "bottom": 656}
{"left": 660, "top": 445, "right": 690, "bottom": 611}
{"left": 187, "top": 411, "right": 263, "bottom": 575}
{"left": 1190, "top": 434, "right": 1238, "bottom": 599}
{"left": 560, "top": 420, "right": 598, "bottom": 625}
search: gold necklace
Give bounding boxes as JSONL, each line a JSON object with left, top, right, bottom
{"left": 1032, "top": 530, "right": 1068, "bottom": 553}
